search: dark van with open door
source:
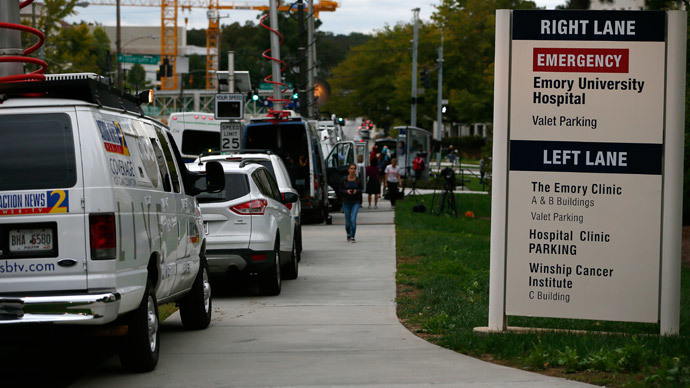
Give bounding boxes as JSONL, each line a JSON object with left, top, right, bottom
{"left": 243, "top": 116, "right": 329, "bottom": 223}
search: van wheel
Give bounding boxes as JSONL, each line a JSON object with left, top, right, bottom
{"left": 119, "top": 280, "right": 160, "bottom": 372}
{"left": 283, "top": 238, "right": 299, "bottom": 280}
{"left": 258, "top": 239, "right": 282, "bottom": 296}
{"left": 178, "top": 255, "right": 212, "bottom": 330}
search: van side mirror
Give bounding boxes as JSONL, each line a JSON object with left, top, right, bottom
{"left": 204, "top": 161, "right": 225, "bottom": 193}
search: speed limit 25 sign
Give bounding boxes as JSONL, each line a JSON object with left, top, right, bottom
{"left": 220, "top": 122, "right": 242, "bottom": 151}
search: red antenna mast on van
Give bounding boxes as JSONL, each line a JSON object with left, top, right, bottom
{"left": 0, "top": 0, "right": 47, "bottom": 83}
{"left": 260, "top": 0, "right": 290, "bottom": 118}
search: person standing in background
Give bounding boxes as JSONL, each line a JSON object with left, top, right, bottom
{"left": 339, "top": 163, "right": 362, "bottom": 242}
{"left": 365, "top": 156, "right": 380, "bottom": 209}
{"left": 384, "top": 158, "right": 401, "bottom": 208}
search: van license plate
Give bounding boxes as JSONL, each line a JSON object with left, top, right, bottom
{"left": 9, "top": 228, "right": 54, "bottom": 252}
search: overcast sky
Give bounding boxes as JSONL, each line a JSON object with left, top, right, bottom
{"left": 65, "top": 0, "right": 565, "bottom": 36}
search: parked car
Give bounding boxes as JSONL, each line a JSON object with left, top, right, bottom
{"left": 188, "top": 158, "right": 299, "bottom": 296}
{"left": 0, "top": 73, "right": 224, "bottom": 372}
{"left": 191, "top": 150, "right": 303, "bottom": 254}
{"left": 243, "top": 114, "right": 330, "bottom": 224}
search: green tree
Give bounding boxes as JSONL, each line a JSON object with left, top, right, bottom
{"left": 126, "top": 63, "right": 149, "bottom": 90}
{"left": 49, "top": 23, "right": 110, "bottom": 74}
{"left": 186, "top": 14, "right": 370, "bottom": 93}
{"left": 322, "top": 23, "right": 417, "bottom": 129}
{"left": 324, "top": 0, "right": 538, "bottom": 131}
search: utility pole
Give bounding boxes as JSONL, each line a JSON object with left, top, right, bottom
{"left": 436, "top": 30, "right": 444, "bottom": 141}
{"left": 116, "top": 0, "right": 122, "bottom": 89}
{"left": 410, "top": 8, "right": 420, "bottom": 127}
{"left": 307, "top": 0, "right": 316, "bottom": 118}
{"left": 269, "top": 0, "right": 283, "bottom": 112}
{"left": 0, "top": 0, "right": 22, "bottom": 79}
{"left": 297, "top": 0, "right": 308, "bottom": 117}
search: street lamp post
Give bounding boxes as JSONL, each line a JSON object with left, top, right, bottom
{"left": 119, "top": 35, "right": 158, "bottom": 88}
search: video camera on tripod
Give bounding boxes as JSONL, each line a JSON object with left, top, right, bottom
{"left": 441, "top": 167, "right": 456, "bottom": 191}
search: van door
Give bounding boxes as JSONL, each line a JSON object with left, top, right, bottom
{"left": 326, "top": 141, "right": 358, "bottom": 194}
{"left": 0, "top": 110, "right": 87, "bottom": 292}
{"left": 156, "top": 126, "right": 197, "bottom": 294}
{"left": 354, "top": 141, "right": 369, "bottom": 190}
{"left": 147, "top": 126, "right": 179, "bottom": 298}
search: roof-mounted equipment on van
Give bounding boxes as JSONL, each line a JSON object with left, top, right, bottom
{"left": 0, "top": 72, "right": 148, "bottom": 114}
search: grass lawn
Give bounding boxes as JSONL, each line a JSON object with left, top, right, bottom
{"left": 395, "top": 193, "right": 690, "bottom": 387}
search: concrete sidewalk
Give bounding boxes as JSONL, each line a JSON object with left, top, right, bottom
{"left": 73, "top": 201, "right": 594, "bottom": 387}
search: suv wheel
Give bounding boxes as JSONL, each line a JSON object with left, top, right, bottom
{"left": 283, "top": 238, "right": 299, "bottom": 280}
{"left": 119, "top": 279, "right": 160, "bottom": 372}
{"left": 295, "top": 224, "right": 303, "bottom": 255}
{"left": 258, "top": 239, "right": 282, "bottom": 296}
{"left": 178, "top": 255, "right": 212, "bottom": 330}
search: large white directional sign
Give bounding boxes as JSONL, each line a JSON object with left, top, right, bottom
{"left": 488, "top": 10, "right": 686, "bottom": 332}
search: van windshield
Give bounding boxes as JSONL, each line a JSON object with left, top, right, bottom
{"left": 182, "top": 130, "right": 220, "bottom": 156}
{"left": 0, "top": 113, "right": 77, "bottom": 191}
{"left": 244, "top": 123, "right": 310, "bottom": 196}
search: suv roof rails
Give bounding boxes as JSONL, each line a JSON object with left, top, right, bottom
{"left": 199, "top": 149, "right": 274, "bottom": 159}
{"left": 0, "top": 73, "right": 146, "bottom": 114}
{"left": 239, "top": 158, "right": 267, "bottom": 168}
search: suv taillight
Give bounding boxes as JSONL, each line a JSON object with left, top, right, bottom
{"left": 230, "top": 199, "right": 267, "bottom": 215}
{"left": 89, "top": 213, "right": 116, "bottom": 260}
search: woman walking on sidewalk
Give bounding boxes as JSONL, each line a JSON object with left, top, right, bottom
{"left": 339, "top": 163, "right": 362, "bottom": 243}
{"left": 384, "top": 158, "right": 402, "bottom": 208}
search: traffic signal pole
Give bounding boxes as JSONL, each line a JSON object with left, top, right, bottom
{"left": 410, "top": 8, "right": 419, "bottom": 127}
{"left": 436, "top": 30, "right": 443, "bottom": 141}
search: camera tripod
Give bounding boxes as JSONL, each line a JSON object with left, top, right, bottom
{"left": 407, "top": 167, "right": 422, "bottom": 197}
{"left": 430, "top": 167, "right": 458, "bottom": 217}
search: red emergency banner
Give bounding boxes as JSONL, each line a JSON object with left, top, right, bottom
{"left": 533, "top": 48, "right": 629, "bottom": 73}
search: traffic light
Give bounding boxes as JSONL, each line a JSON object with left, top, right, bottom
{"left": 159, "top": 58, "right": 172, "bottom": 78}
{"left": 292, "top": 89, "right": 299, "bottom": 99}
{"left": 252, "top": 93, "right": 259, "bottom": 101}
{"left": 442, "top": 105, "right": 448, "bottom": 114}
{"left": 420, "top": 69, "right": 431, "bottom": 89}
{"left": 337, "top": 117, "right": 345, "bottom": 125}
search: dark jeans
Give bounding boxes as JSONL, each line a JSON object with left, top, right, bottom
{"left": 342, "top": 201, "right": 360, "bottom": 238}
{"left": 387, "top": 181, "right": 399, "bottom": 206}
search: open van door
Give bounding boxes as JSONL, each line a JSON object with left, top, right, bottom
{"left": 326, "top": 141, "right": 368, "bottom": 207}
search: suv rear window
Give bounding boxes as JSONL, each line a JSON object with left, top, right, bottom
{"left": 256, "top": 160, "right": 276, "bottom": 178}
{"left": 0, "top": 113, "right": 77, "bottom": 191}
{"left": 195, "top": 173, "right": 249, "bottom": 203}
{"left": 182, "top": 130, "right": 220, "bottom": 156}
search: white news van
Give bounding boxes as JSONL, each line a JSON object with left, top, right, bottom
{"left": 0, "top": 74, "right": 224, "bottom": 372}
{"left": 167, "top": 111, "right": 221, "bottom": 162}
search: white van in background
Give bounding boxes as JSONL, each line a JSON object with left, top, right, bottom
{"left": 167, "top": 112, "right": 221, "bottom": 162}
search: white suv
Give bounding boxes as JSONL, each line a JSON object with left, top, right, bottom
{"left": 188, "top": 159, "right": 298, "bottom": 296}
{"left": 194, "top": 151, "right": 303, "bottom": 254}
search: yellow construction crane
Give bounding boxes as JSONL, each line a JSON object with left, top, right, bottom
{"left": 87, "top": 1, "right": 339, "bottom": 90}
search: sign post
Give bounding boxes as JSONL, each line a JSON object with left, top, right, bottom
{"left": 487, "top": 10, "right": 686, "bottom": 335}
